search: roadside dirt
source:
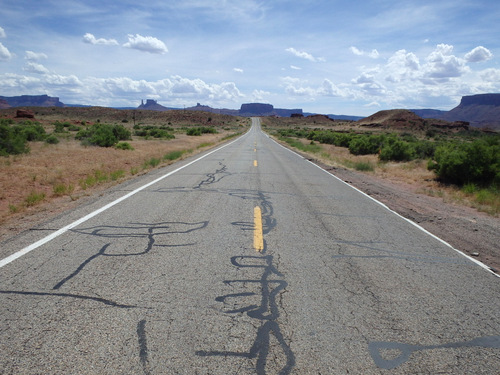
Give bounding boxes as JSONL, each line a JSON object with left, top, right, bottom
{"left": 313, "top": 159, "right": 500, "bottom": 275}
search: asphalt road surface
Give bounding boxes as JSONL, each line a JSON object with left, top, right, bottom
{"left": 1, "top": 118, "right": 499, "bottom": 374}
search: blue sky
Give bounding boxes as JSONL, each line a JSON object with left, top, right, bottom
{"left": 1, "top": 0, "right": 499, "bottom": 115}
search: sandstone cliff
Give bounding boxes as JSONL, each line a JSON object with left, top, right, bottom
{"left": 440, "top": 94, "right": 500, "bottom": 130}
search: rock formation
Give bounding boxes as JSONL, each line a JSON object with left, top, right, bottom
{"left": 439, "top": 94, "right": 500, "bottom": 130}
{"left": 0, "top": 94, "right": 64, "bottom": 107}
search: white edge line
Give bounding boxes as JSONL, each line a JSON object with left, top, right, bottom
{"left": 0, "top": 133, "right": 248, "bottom": 269}
{"left": 268, "top": 134, "right": 499, "bottom": 278}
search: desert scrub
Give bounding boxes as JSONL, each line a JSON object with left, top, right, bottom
{"left": 24, "top": 191, "right": 46, "bottom": 207}
{"left": 354, "top": 161, "right": 375, "bottom": 171}
{"left": 143, "top": 157, "right": 161, "bottom": 169}
{"left": 79, "top": 170, "right": 108, "bottom": 189}
{"left": 133, "top": 125, "right": 175, "bottom": 139}
{"left": 45, "top": 134, "right": 60, "bottom": 144}
{"left": 186, "top": 126, "right": 217, "bottom": 136}
{"left": 0, "top": 119, "right": 48, "bottom": 155}
{"left": 76, "top": 123, "right": 131, "bottom": 147}
{"left": 53, "top": 183, "right": 74, "bottom": 196}
{"left": 115, "top": 142, "right": 134, "bottom": 150}
{"left": 0, "top": 121, "right": 30, "bottom": 156}
{"left": 163, "top": 150, "right": 185, "bottom": 161}
{"left": 428, "top": 138, "right": 499, "bottom": 186}
{"left": 110, "top": 169, "right": 125, "bottom": 181}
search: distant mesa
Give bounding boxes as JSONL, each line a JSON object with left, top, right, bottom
{"left": 0, "top": 94, "right": 64, "bottom": 108}
{"left": 136, "top": 100, "right": 303, "bottom": 117}
{"left": 439, "top": 93, "right": 500, "bottom": 130}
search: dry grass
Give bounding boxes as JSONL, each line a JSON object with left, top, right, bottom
{"left": 0, "top": 129, "right": 245, "bottom": 230}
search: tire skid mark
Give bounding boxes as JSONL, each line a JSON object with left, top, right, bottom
{"left": 137, "top": 319, "right": 152, "bottom": 375}
{"left": 0, "top": 290, "right": 137, "bottom": 308}
{"left": 197, "top": 190, "right": 295, "bottom": 374}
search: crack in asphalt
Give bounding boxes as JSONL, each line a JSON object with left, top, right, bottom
{"left": 196, "top": 190, "right": 295, "bottom": 374}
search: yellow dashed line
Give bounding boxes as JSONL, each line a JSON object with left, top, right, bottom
{"left": 254, "top": 206, "right": 264, "bottom": 252}
{"left": 254, "top": 160, "right": 258, "bottom": 167}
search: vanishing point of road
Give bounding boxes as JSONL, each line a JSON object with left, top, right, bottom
{"left": 1, "top": 118, "right": 499, "bottom": 374}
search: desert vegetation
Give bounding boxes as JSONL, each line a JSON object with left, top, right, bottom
{"left": 0, "top": 108, "right": 248, "bottom": 232}
{"left": 264, "top": 116, "right": 499, "bottom": 216}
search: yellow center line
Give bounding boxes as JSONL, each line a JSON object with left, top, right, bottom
{"left": 254, "top": 206, "right": 264, "bottom": 252}
{"left": 254, "top": 160, "right": 258, "bottom": 167}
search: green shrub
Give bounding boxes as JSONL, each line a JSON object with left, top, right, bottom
{"left": 112, "top": 124, "right": 132, "bottom": 140}
{"left": 0, "top": 122, "right": 29, "bottom": 156}
{"left": 429, "top": 139, "right": 499, "bottom": 185}
{"left": 115, "top": 142, "right": 134, "bottom": 150}
{"left": 53, "top": 183, "right": 74, "bottom": 196}
{"left": 53, "top": 121, "right": 68, "bottom": 133}
{"left": 186, "top": 126, "right": 217, "bottom": 136}
{"left": 76, "top": 123, "right": 129, "bottom": 147}
{"left": 110, "top": 169, "right": 125, "bottom": 181}
{"left": 348, "top": 134, "right": 384, "bottom": 155}
{"left": 45, "top": 134, "right": 59, "bottom": 144}
{"left": 163, "top": 150, "right": 184, "bottom": 161}
{"left": 379, "top": 139, "right": 415, "bottom": 161}
{"left": 15, "top": 122, "right": 46, "bottom": 141}
{"left": 143, "top": 157, "right": 161, "bottom": 169}
{"left": 25, "top": 191, "right": 45, "bottom": 207}
{"left": 134, "top": 125, "right": 174, "bottom": 139}
{"left": 90, "top": 125, "right": 116, "bottom": 147}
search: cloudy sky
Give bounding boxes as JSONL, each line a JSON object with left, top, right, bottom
{"left": 1, "top": 0, "right": 499, "bottom": 115}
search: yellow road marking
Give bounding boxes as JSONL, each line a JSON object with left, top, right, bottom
{"left": 254, "top": 160, "right": 258, "bottom": 167}
{"left": 254, "top": 206, "right": 264, "bottom": 252}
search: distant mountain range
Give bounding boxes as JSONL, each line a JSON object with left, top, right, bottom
{"left": 2, "top": 93, "right": 500, "bottom": 130}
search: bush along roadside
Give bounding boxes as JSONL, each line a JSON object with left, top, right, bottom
{"left": 0, "top": 119, "right": 47, "bottom": 156}
{"left": 75, "top": 123, "right": 131, "bottom": 147}
{"left": 276, "top": 128, "right": 500, "bottom": 188}
{"left": 186, "top": 126, "right": 217, "bottom": 136}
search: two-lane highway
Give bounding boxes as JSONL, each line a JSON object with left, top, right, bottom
{"left": 1, "top": 118, "right": 499, "bottom": 374}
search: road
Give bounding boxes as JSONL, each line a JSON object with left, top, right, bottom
{"left": 1, "top": 118, "right": 499, "bottom": 374}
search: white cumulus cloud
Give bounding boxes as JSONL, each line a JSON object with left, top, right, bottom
{"left": 350, "top": 46, "right": 379, "bottom": 59}
{"left": 464, "top": 46, "right": 493, "bottom": 63}
{"left": 23, "top": 62, "right": 50, "bottom": 74}
{"left": 424, "top": 43, "right": 469, "bottom": 80}
{"left": 233, "top": 68, "right": 243, "bottom": 73}
{"left": 286, "top": 47, "right": 325, "bottom": 62}
{"left": 0, "top": 26, "right": 6, "bottom": 38}
{"left": 83, "top": 33, "right": 119, "bottom": 46}
{"left": 25, "top": 51, "right": 48, "bottom": 61}
{"left": 0, "top": 42, "right": 12, "bottom": 60}
{"left": 123, "top": 34, "right": 168, "bottom": 54}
